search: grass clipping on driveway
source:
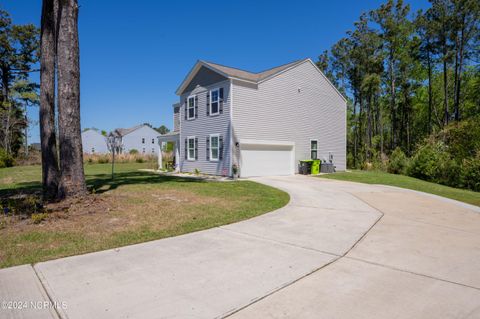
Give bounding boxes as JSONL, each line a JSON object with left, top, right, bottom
{"left": 319, "top": 170, "right": 480, "bottom": 207}
{"left": 0, "top": 163, "right": 289, "bottom": 268}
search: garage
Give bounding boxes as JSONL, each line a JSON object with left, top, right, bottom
{"left": 239, "top": 140, "right": 295, "bottom": 177}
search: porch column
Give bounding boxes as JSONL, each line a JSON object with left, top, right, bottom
{"left": 158, "top": 142, "right": 163, "bottom": 170}
{"left": 175, "top": 142, "right": 180, "bottom": 172}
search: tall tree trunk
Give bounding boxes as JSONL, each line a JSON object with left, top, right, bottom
{"left": 1, "top": 67, "right": 12, "bottom": 155}
{"left": 56, "top": 0, "right": 86, "bottom": 198}
{"left": 40, "top": 0, "right": 60, "bottom": 200}
{"left": 368, "top": 91, "right": 373, "bottom": 156}
{"left": 443, "top": 56, "right": 449, "bottom": 126}
{"left": 454, "top": 22, "right": 465, "bottom": 121}
{"left": 442, "top": 23, "right": 449, "bottom": 126}
{"left": 353, "top": 89, "right": 358, "bottom": 168}
{"left": 389, "top": 52, "right": 396, "bottom": 149}
{"left": 427, "top": 48, "right": 433, "bottom": 134}
{"left": 358, "top": 91, "right": 364, "bottom": 161}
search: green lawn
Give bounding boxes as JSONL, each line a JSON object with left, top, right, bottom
{"left": 0, "top": 162, "right": 157, "bottom": 192}
{"left": 319, "top": 170, "right": 480, "bottom": 207}
{"left": 0, "top": 163, "right": 289, "bottom": 268}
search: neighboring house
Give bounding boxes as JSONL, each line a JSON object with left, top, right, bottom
{"left": 159, "top": 58, "right": 346, "bottom": 177}
{"left": 112, "top": 124, "right": 160, "bottom": 155}
{"left": 29, "top": 142, "right": 41, "bottom": 151}
{"left": 81, "top": 129, "right": 109, "bottom": 154}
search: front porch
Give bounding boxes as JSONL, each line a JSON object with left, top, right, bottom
{"left": 157, "top": 132, "right": 180, "bottom": 172}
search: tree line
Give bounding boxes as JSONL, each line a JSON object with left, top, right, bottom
{"left": 0, "top": 9, "right": 39, "bottom": 162}
{"left": 317, "top": 0, "right": 479, "bottom": 168}
{"left": 1, "top": 1, "right": 85, "bottom": 201}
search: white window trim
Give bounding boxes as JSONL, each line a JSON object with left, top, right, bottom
{"left": 310, "top": 139, "right": 318, "bottom": 160}
{"left": 209, "top": 134, "right": 220, "bottom": 162}
{"left": 187, "top": 136, "right": 196, "bottom": 161}
{"left": 187, "top": 95, "right": 196, "bottom": 120}
{"left": 209, "top": 88, "right": 220, "bottom": 116}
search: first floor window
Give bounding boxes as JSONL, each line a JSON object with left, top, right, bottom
{"left": 152, "top": 148, "right": 155, "bottom": 153}
{"left": 310, "top": 140, "right": 318, "bottom": 159}
{"left": 210, "top": 135, "right": 219, "bottom": 161}
{"left": 188, "top": 137, "right": 196, "bottom": 160}
{"left": 142, "top": 148, "right": 145, "bottom": 154}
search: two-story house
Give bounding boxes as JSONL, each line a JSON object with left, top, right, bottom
{"left": 81, "top": 128, "right": 108, "bottom": 154}
{"left": 159, "top": 58, "right": 346, "bottom": 177}
{"left": 112, "top": 124, "right": 160, "bottom": 155}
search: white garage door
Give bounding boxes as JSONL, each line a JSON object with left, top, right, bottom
{"left": 240, "top": 142, "right": 294, "bottom": 177}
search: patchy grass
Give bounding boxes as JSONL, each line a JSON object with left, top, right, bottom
{"left": 319, "top": 170, "right": 480, "bottom": 207}
{"left": 0, "top": 163, "right": 289, "bottom": 268}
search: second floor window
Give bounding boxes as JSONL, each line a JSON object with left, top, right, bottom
{"left": 187, "top": 96, "right": 196, "bottom": 120}
{"left": 210, "top": 89, "right": 220, "bottom": 115}
{"left": 152, "top": 138, "right": 155, "bottom": 144}
{"left": 142, "top": 138, "right": 145, "bottom": 144}
{"left": 311, "top": 140, "right": 318, "bottom": 159}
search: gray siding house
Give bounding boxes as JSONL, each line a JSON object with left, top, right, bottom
{"left": 81, "top": 129, "right": 108, "bottom": 154}
{"left": 160, "top": 58, "right": 346, "bottom": 177}
{"left": 112, "top": 124, "right": 160, "bottom": 155}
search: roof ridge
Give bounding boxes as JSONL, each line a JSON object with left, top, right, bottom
{"left": 202, "top": 60, "right": 256, "bottom": 75}
{"left": 258, "top": 59, "right": 306, "bottom": 75}
{"left": 202, "top": 59, "right": 306, "bottom": 76}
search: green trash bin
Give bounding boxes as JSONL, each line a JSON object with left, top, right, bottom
{"left": 311, "top": 160, "right": 320, "bottom": 175}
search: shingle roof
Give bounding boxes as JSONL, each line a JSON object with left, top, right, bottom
{"left": 112, "top": 124, "right": 145, "bottom": 137}
{"left": 202, "top": 59, "right": 307, "bottom": 83}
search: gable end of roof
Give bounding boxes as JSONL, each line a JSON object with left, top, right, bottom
{"left": 176, "top": 59, "right": 308, "bottom": 95}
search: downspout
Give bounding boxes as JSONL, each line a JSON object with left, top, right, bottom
{"left": 229, "top": 79, "right": 233, "bottom": 177}
{"left": 179, "top": 101, "right": 182, "bottom": 172}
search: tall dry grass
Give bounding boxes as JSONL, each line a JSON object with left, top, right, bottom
{"left": 84, "top": 153, "right": 157, "bottom": 165}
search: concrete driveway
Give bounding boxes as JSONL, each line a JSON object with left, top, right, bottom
{"left": 1, "top": 175, "right": 479, "bottom": 319}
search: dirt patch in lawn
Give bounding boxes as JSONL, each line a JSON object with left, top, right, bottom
{"left": 0, "top": 176, "right": 289, "bottom": 268}
{"left": 1, "top": 189, "right": 222, "bottom": 237}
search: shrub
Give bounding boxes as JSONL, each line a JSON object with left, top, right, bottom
{"left": 347, "top": 153, "right": 355, "bottom": 169}
{"left": 437, "top": 116, "right": 480, "bottom": 161}
{"left": 407, "top": 142, "right": 446, "bottom": 182}
{"left": 462, "top": 152, "right": 480, "bottom": 192}
{"left": 0, "top": 148, "right": 14, "bottom": 168}
{"left": 135, "top": 157, "right": 145, "bottom": 163}
{"left": 129, "top": 149, "right": 139, "bottom": 154}
{"left": 97, "top": 155, "right": 110, "bottom": 164}
{"left": 437, "top": 156, "right": 462, "bottom": 187}
{"left": 31, "top": 212, "right": 48, "bottom": 224}
{"left": 388, "top": 147, "right": 408, "bottom": 175}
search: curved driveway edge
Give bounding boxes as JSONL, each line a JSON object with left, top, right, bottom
{"left": 229, "top": 175, "right": 480, "bottom": 319}
{"left": 1, "top": 175, "right": 479, "bottom": 319}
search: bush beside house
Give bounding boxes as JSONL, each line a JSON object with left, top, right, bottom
{"left": 356, "top": 117, "right": 480, "bottom": 192}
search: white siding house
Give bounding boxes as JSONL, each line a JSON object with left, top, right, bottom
{"left": 160, "top": 58, "right": 346, "bottom": 177}
{"left": 81, "top": 129, "right": 108, "bottom": 154}
{"left": 112, "top": 124, "right": 160, "bottom": 155}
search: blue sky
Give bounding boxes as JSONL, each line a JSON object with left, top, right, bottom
{"left": 4, "top": 0, "right": 429, "bottom": 143}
